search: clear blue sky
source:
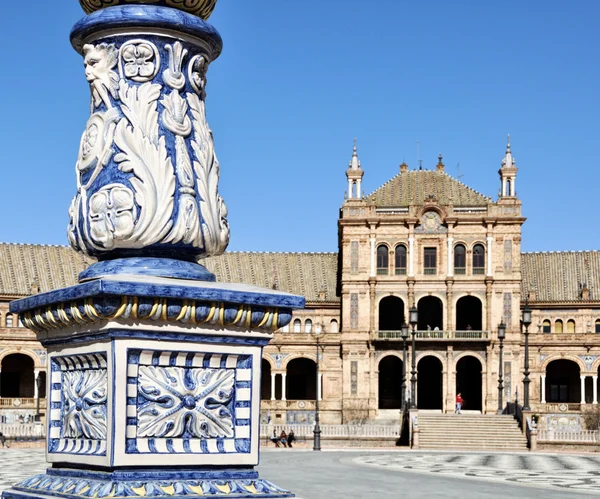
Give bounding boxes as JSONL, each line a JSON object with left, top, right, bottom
{"left": 1, "top": 1, "right": 599, "bottom": 253}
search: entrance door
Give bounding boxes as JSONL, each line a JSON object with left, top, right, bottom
{"left": 456, "top": 356, "right": 482, "bottom": 411}
{"left": 417, "top": 356, "right": 443, "bottom": 410}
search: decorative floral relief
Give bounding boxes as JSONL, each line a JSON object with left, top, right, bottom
{"left": 137, "top": 366, "right": 234, "bottom": 439}
{"left": 62, "top": 369, "right": 108, "bottom": 440}
{"left": 89, "top": 184, "right": 137, "bottom": 248}
{"left": 120, "top": 41, "right": 160, "bottom": 82}
{"left": 163, "top": 42, "right": 188, "bottom": 90}
{"left": 188, "top": 55, "right": 207, "bottom": 98}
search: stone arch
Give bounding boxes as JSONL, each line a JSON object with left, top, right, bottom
{"left": 455, "top": 295, "right": 483, "bottom": 331}
{"left": 378, "top": 295, "right": 405, "bottom": 331}
{"left": 416, "top": 294, "right": 444, "bottom": 331}
{"left": 260, "top": 358, "right": 272, "bottom": 400}
{"left": 590, "top": 356, "right": 600, "bottom": 373}
{"left": 378, "top": 354, "right": 403, "bottom": 409}
{"left": 1, "top": 353, "right": 35, "bottom": 398}
{"left": 541, "top": 354, "right": 586, "bottom": 373}
{"left": 545, "top": 358, "right": 581, "bottom": 403}
{"left": 416, "top": 205, "right": 447, "bottom": 220}
{"left": 286, "top": 357, "right": 317, "bottom": 400}
{"left": 261, "top": 355, "right": 276, "bottom": 371}
{"left": 416, "top": 350, "right": 446, "bottom": 368}
{"left": 281, "top": 354, "right": 317, "bottom": 371}
{"left": 0, "top": 349, "right": 41, "bottom": 369}
{"left": 453, "top": 351, "right": 487, "bottom": 370}
{"left": 376, "top": 351, "right": 404, "bottom": 367}
{"left": 417, "top": 355, "right": 443, "bottom": 410}
{"left": 455, "top": 354, "right": 484, "bottom": 411}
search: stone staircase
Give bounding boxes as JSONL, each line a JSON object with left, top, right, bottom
{"left": 417, "top": 413, "right": 529, "bottom": 451}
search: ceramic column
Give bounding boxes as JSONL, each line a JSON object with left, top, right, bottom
{"left": 2, "top": 2, "right": 303, "bottom": 499}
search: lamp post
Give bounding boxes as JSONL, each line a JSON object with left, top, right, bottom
{"left": 400, "top": 322, "right": 409, "bottom": 412}
{"left": 497, "top": 321, "right": 506, "bottom": 414}
{"left": 35, "top": 372, "right": 42, "bottom": 421}
{"left": 312, "top": 326, "right": 323, "bottom": 451}
{"left": 409, "top": 306, "right": 419, "bottom": 409}
{"left": 522, "top": 298, "right": 532, "bottom": 411}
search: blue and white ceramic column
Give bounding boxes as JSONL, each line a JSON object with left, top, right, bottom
{"left": 2, "top": 2, "right": 303, "bottom": 498}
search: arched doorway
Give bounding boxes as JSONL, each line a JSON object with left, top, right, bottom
{"left": 261, "top": 359, "right": 271, "bottom": 400}
{"left": 456, "top": 356, "right": 482, "bottom": 411}
{"left": 1, "top": 354, "right": 34, "bottom": 398}
{"left": 546, "top": 359, "right": 580, "bottom": 403}
{"left": 379, "top": 296, "right": 405, "bottom": 331}
{"left": 417, "top": 296, "right": 443, "bottom": 330}
{"left": 378, "top": 356, "right": 403, "bottom": 409}
{"left": 286, "top": 358, "right": 316, "bottom": 400}
{"left": 417, "top": 356, "right": 443, "bottom": 410}
{"left": 455, "top": 296, "right": 482, "bottom": 331}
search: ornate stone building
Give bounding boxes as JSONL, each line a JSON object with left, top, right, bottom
{"left": 1, "top": 140, "right": 599, "bottom": 432}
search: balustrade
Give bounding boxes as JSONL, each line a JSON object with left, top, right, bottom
{"left": 0, "top": 398, "right": 46, "bottom": 409}
{"left": 373, "top": 330, "right": 489, "bottom": 341}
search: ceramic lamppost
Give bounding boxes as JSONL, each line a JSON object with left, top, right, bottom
{"left": 2, "top": 2, "right": 303, "bottom": 499}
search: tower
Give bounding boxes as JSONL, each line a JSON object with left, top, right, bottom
{"left": 499, "top": 135, "right": 518, "bottom": 198}
{"left": 346, "top": 139, "right": 364, "bottom": 199}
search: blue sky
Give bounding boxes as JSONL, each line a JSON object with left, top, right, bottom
{"left": 1, "top": 1, "right": 599, "bottom": 253}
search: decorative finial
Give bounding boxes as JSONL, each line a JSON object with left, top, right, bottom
{"left": 436, "top": 153, "right": 444, "bottom": 171}
{"left": 501, "top": 134, "right": 515, "bottom": 168}
{"left": 350, "top": 138, "right": 360, "bottom": 169}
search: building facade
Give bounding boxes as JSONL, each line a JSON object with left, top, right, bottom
{"left": 1, "top": 140, "right": 599, "bottom": 433}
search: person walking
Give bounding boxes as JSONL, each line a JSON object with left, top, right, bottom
{"left": 455, "top": 393, "right": 464, "bottom": 414}
{"left": 0, "top": 432, "right": 6, "bottom": 448}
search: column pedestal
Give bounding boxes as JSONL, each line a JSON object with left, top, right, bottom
{"left": 3, "top": 278, "right": 304, "bottom": 499}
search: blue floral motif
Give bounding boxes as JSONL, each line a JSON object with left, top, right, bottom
{"left": 62, "top": 369, "right": 108, "bottom": 440}
{"left": 137, "top": 366, "right": 234, "bottom": 438}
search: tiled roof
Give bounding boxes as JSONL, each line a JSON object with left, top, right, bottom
{"left": 521, "top": 251, "right": 600, "bottom": 302}
{"left": 0, "top": 244, "right": 340, "bottom": 303}
{"left": 0, "top": 243, "right": 92, "bottom": 297}
{"left": 368, "top": 170, "right": 490, "bottom": 207}
{"left": 204, "top": 252, "right": 339, "bottom": 303}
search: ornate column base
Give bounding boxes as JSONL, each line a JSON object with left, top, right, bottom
{"left": 3, "top": 277, "right": 304, "bottom": 499}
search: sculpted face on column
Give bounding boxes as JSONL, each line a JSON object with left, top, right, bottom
{"left": 67, "top": 5, "right": 230, "bottom": 265}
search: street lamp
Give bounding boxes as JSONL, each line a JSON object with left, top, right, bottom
{"left": 400, "top": 322, "right": 409, "bottom": 412}
{"left": 409, "top": 306, "right": 418, "bottom": 409}
{"left": 522, "top": 297, "right": 532, "bottom": 411}
{"left": 312, "top": 326, "right": 323, "bottom": 451}
{"left": 35, "top": 373, "right": 42, "bottom": 421}
{"left": 497, "top": 321, "right": 506, "bottom": 414}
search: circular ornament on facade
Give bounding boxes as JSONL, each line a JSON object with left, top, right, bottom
{"left": 558, "top": 403, "right": 568, "bottom": 412}
{"left": 12, "top": 398, "right": 22, "bottom": 407}
{"left": 298, "top": 401, "right": 306, "bottom": 409}
{"left": 79, "top": 0, "right": 218, "bottom": 19}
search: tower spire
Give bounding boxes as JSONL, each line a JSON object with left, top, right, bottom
{"left": 501, "top": 134, "right": 515, "bottom": 169}
{"left": 499, "top": 134, "right": 518, "bottom": 198}
{"left": 346, "top": 138, "right": 364, "bottom": 200}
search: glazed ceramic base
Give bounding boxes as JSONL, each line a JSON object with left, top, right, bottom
{"left": 3, "top": 467, "right": 294, "bottom": 499}
{"left": 78, "top": 257, "right": 216, "bottom": 282}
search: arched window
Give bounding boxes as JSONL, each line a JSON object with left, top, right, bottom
{"left": 281, "top": 323, "right": 290, "bottom": 333}
{"left": 329, "top": 319, "right": 339, "bottom": 333}
{"left": 472, "top": 244, "right": 485, "bottom": 274}
{"left": 567, "top": 320, "right": 575, "bottom": 333}
{"left": 596, "top": 319, "right": 600, "bottom": 334}
{"left": 543, "top": 320, "right": 551, "bottom": 334}
{"left": 555, "top": 319, "right": 563, "bottom": 334}
{"left": 506, "top": 179, "right": 512, "bottom": 197}
{"left": 293, "top": 319, "right": 301, "bottom": 333}
{"left": 377, "top": 245, "right": 389, "bottom": 275}
{"left": 6, "top": 314, "right": 13, "bottom": 328}
{"left": 454, "top": 244, "right": 466, "bottom": 274}
{"left": 395, "top": 245, "right": 407, "bottom": 275}
{"left": 304, "top": 319, "right": 313, "bottom": 333}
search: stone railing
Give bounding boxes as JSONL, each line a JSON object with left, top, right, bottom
{"left": 374, "top": 330, "right": 489, "bottom": 341}
{"left": 260, "top": 424, "right": 400, "bottom": 439}
{"left": 0, "top": 423, "right": 45, "bottom": 438}
{"left": 538, "top": 429, "right": 600, "bottom": 443}
{"left": 0, "top": 398, "right": 46, "bottom": 409}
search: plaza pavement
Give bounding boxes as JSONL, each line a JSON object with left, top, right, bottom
{"left": 1, "top": 448, "right": 600, "bottom": 498}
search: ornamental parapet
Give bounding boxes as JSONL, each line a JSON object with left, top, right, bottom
{"left": 372, "top": 330, "right": 490, "bottom": 341}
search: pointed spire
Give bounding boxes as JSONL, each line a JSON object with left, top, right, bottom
{"left": 501, "top": 134, "right": 515, "bottom": 168}
{"left": 349, "top": 138, "right": 361, "bottom": 170}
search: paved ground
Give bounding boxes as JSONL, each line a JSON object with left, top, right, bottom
{"left": 2, "top": 448, "right": 600, "bottom": 498}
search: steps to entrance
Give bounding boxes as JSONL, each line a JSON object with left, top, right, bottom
{"left": 417, "top": 414, "right": 528, "bottom": 451}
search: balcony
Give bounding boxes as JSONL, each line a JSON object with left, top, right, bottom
{"left": 373, "top": 330, "right": 490, "bottom": 341}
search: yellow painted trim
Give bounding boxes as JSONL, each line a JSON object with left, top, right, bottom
{"left": 257, "top": 308, "right": 271, "bottom": 328}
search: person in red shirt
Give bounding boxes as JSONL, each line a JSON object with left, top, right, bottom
{"left": 456, "top": 393, "right": 464, "bottom": 414}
